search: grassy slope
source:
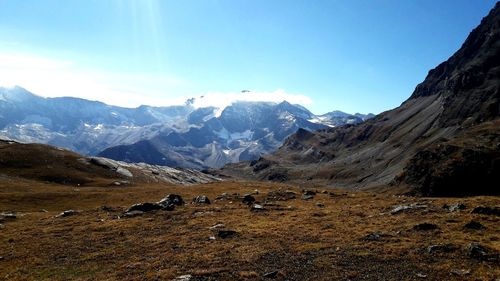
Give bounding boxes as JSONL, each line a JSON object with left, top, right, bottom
{"left": 0, "top": 180, "right": 499, "bottom": 280}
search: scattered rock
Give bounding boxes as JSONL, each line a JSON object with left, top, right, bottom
{"left": 242, "top": 194, "right": 256, "bottom": 205}
{"left": 251, "top": 204, "right": 266, "bottom": 212}
{"left": 193, "top": 195, "right": 211, "bottom": 204}
{"left": 427, "top": 244, "right": 458, "bottom": 254}
{"left": 262, "top": 270, "right": 279, "bottom": 278}
{"left": 465, "top": 242, "right": 500, "bottom": 262}
{"left": 301, "top": 194, "right": 314, "bottom": 200}
{"left": 363, "top": 232, "right": 382, "bottom": 241}
{"left": 471, "top": 206, "right": 500, "bottom": 216}
{"left": 217, "top": 230, "right": 238, "bottom": 239}
{"left": 100, "top": 206, "right": 117, "bottom": 212}
{"left": 209, "top": 223, "right": 225, "bottom": 230}
{"left": 266, "top": 190, "right": 297, "bottom": 201}
{"left": 56, "top": 210, "right": 78, "bottom": 218}
{"left": 125, "top": 203, "right": 163, "bottom": 213}
{"left": 0, "top": 212, "right": 16, "bottom": 220}
{"left": 447, "top": 203, "right": 466, "bottom": 212}
{"left": 450, "top": 269, "right": 470, "bottom": 276}
{"left": 416, "top": 273, "right": 427, "bottom": 278}
{"left": 463, "top": 220, "right": 484, "bottom": 230}
{"left": 111, "top": 180, "right": 130, "bottom": 186}
{"left": 173, "top": 274, "right": 192, "bottom": 281}
{"left": 123, "top": 210, "right": 145, "bottom": 217}
{"left": 216, "top": 193, "right": 231, "bottom": 200}
{"left": 390, "top": 203, "right": 428, "bottom": 214}
{"left": 303, "top": 190, "right": 316, "bottom": 196}
{"left": 158, "top": 194, "right": 184, "bottom": 208}
{"left": 413, "top": 223, "right": 438, "bottom": 231}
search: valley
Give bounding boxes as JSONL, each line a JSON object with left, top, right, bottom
{"left": 1, "top": 181, "right": 499, "bottom": 280}
{"left": 0, "top": 1, "right": 499, "bottom": 281}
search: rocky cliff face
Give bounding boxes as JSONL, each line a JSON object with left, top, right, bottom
{"left": 223, "top": 3, "right": 500, "bottom": 196}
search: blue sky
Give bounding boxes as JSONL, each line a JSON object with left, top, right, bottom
{"left": 0, "top": 0, "right": 497, "bottom": 114}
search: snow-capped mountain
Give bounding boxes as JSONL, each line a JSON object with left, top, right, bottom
{"left": 0, "top": 86, "right": 373, "bottom": 168}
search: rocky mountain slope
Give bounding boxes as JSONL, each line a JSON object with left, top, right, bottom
{"left": 0, "top": 139, "right": 219, "bottom": 186}
{"left": 99, "top": 101, "right": 370, "bottom": 169}
{"left": 223, "top": 3, "right": 500, "bottom": 196}
{"left": 0, "top": 88, "right": 372, "bottom": 169}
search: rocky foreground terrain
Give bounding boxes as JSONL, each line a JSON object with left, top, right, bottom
{"left": 0, "top": 181, "right": 499, "bottom": 280}
{"left": 0, "top": 139, "right": 498, "bottom": 280}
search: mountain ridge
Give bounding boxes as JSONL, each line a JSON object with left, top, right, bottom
{"left": 222, "top": 3, "right": 500, "bottom": 196}
{"left": 0, "top": 87, "right": 373, "bottom": 169}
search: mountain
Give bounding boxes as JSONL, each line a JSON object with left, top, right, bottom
{"left": 99, "top": 101, "right": 336, "bottom": 169}
{"left": 223, "top": 3, "right": 500, "bottom": 196}
{"left": 0, "top": 139, "right": 220, "bottom": 186}
{"left": 0, "top": 87, "right": 372, "bottom": 169}
{"left": 0, "top": 86, "right": 194, "bottom": 154}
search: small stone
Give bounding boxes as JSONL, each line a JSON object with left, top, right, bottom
{"left": 464, "top": 220, "right": 484, "bottom": 230}
{"left": 266, "top": 190, "right": 297, "bottom": 201}
{"left": 193, "top": 195, "right": 211, "bottom": 204}
{"left": 0, "top": 212, "right": 16, "bottom": 219}
{"left": 41, "top": 209, "right": 48, "bottom": 213}
{"left": 413, "top": 223, "right": 438, "bottom": 231}
{"left": 209, "top": 223, "right": 225, "bottom": 230}
{"left": 303, "top": 190, "right": 316, "bottom": 196}
{"left": 450, "top": 269, "right": 470, "bottom": 276}
{"left": 208, "top": 236, "right": 216, "bottom": 241}
{"left": 466, "top": 242, "right": 488, "bottom": 259}
{"left": 471, "top": 206, "right": 500, "bottom": 216}
{"left": 174, "top": 274, "right": 192, "bottom": 281}
{"left": 216, "top": 193, "right": 231, "bottom": 200}
{"left": 251, "top": 204, "right": 266, "bottom": 212}
{"left": 363, "top": 232, "right": 382, "bottom": 241}
{"left": 56, "top": 210, "right": 78, "bottom": 218}
{"left": 125, "top": 203, "right": 163, "bottom": 213}
{"left": 427, "top": 244, "right": 457, "bottom": 254}
{"left": 242, "top": 194, "right": 256, "bottom": 205}
{"left": 217, "top": 230, "right": 238, "bottom": 239}
{"left": 263, "top": 271, "right": 279, "bottom": 278}
{"left": 158, "top": 194, "right": 184, "bottom": 207}
{"left": 316, "top": 203, "right": 325, "bottom": 208}
{"left": 448, "top": 203, "right": 466, "bottom": 212}
{"left": 123, "top": 210, "right": 145, "bottom": 217}
{"left": 391, "top": 204, "right": 427, "bottom": 214}
{"left": 301, "top": 194, "right": 314, "bottom": 200}
{"left": 416, "top": 273, "right": 427, "bottom": 278}
{"left": 100, "top": 206, "right": 116, "bottom": 212}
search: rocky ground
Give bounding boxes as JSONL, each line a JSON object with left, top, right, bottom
{"left": 0, "top": 180, "right": 499, "bottom": 280}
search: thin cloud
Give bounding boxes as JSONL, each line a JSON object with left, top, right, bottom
{"left": 0, "top": 51, "right": 313, "bottom": 110}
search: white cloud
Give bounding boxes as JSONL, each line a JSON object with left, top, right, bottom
{"left": 190, "top": 89, "right": 312, "bottom": 109}
{"left": 0, "top": 51, "right": 313, "bottom": 110}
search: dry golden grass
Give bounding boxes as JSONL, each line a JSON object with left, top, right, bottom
{"left": 0, "top": 179, "right": 499, "bottom": 280}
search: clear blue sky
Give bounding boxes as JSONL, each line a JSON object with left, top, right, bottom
{"left": 0, "top": 0, "right": 497, "bottom": 114}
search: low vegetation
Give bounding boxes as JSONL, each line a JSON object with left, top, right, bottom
{"left": 1, "top": 179, "right": 499, "bottom": 280}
